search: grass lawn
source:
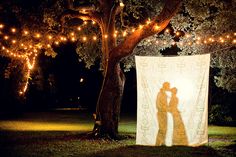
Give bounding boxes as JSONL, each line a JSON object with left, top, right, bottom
{"left": 0, "top": 110, "right": 235, "bottom": 157}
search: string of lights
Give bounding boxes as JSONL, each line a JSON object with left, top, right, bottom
{"left": 0, "top": 21, "right": 235, "bottom": 95}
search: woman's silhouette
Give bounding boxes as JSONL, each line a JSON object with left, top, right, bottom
{"left": 169, "top": 87, "right": 188, "bottom": 145}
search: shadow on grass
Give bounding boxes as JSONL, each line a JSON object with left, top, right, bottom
{"left": 88, "top": 145, "right": 223, "bottom": 157}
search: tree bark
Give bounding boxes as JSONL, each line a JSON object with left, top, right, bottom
{"left": 94, "top": 60, "right": 125, "bottom": 138}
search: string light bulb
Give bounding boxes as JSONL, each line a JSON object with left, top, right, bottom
{"left": 71, "top": 37, "right": 76, "bottom": 42}
{"left": 123, "top": 31, "right": 127, "bottom": 37}
{"left": 176, "top": 32, "right": 180, "bottom": 36}
{"left": 4, "top": 36, "right": 9, "bottom": 40}
{"left": 48, "top": 35, "right": 53, "bottom": 40}
{"left": 93, "top": 36, "right": 97, "bottom": 40}
{"left": 23, "top": 30, "right": 29, "bottom": 35}
{"left": 154, "top": 25, "right": 160, "bottom": 30}
{"left": 0, "top": 24, "right": 4, "bottom": 29}
{"left": 35, "top": 33, "right": 41, "bottom": 38}
{"left": 120, "top": 2, "right": 124, "bottom": 7}
{"left": 11, "top": 28, "right": 16, "bottom": 33}
{"left": 146, "top": 19, "right": 151, "bottom": 25}
{"left": 12, "top": 40, "right": 16, "bottom": 44}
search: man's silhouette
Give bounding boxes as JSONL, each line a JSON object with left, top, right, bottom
{"left": 156, "top": 82, "right": 170, "bottom": 145}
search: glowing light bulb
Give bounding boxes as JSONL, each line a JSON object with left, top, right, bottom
{"left": 21, "top": 43, "right": 24, "bottom": 47}
{"left": 83, "top": 21, "right": 87, "bottom": 25}
{"left": 233, "top": 39, "right": 236, "bottom": 43}
{"left": 47, "top": 44, "right": 51, "bottom": 48}
{"left": 93, "top": 36, "right": 97, "bottom": 40}
{"left": 123, "top": 31, "right": 127, "bottom": 37}
{"left": 0, "top": 24, "right": 4, "bottom": 29}
{"left": 113, "top": 33, "right": 117, "bottom": 38}
{"left": 77, "top": 27, "right": 81, "bottom": 31}
{"left": 55, "top": 41, "right": 59, "bottom": 45}
{"left": 23, "top": 30, "right": 29, "bottom": 35}
{"left": 197, "top": 37, "right": 201, "bottom": 40}
{"left": 4, "top": 36, "right": 9, "bottom": 40}
{"left": 132, "top": 28, "right": 135, "bottom": 32}
{"left": 120, "top": 2, "right": 124, "bottom": 7}
{"left": 226, "top": 35, "right": 230, "bottom": 38}
{"left": 154, "top": 25, "right": 160, "bottom": 30}
{"left": 48, "top": 35, "right": 53, "bottom": 40}
{"left": 185, "top": 34, "right": 190, "bottom": 38}
{"left": 104, "top": 34, "right": 108, "bottom": 39}
{"left": 234, "top": 33, "right": 236, "bottom": 36}
{"left": 92, "top": 21, "right": 96, "bottom": 25}
{"left": 176, "top": 32, "right": 180, "bottom": 36}
{"left": 35, "top": 33, "right": 41, "bottom": 38}
{"left": 12, "top": 40, "right": 16, "bottom": 44}
{"left": 2, "top": 46, "right": 5, "bottom": 50}
{"left": 204, "top": 40, "right": 207, "bottom": 44}
{"left": 80, "top": 78, "right": 84, "bottom": 82}
{"left": 70, "top": 32, "right": 75, "bottom": 36}
{"left": 83, "top": 36, "right": 87, "bottom": 41}
{"left": 165, "top": 29, "right": 169, "bottom": 33}
{"left": 71, "top": 37, "right": 76, "bottom": 42}
{"left": 11, "top": 28, "right": 16, "bottom": 33}
{"left": 139, "top": 25, "right": 143, "bottom": 29}
{"left": 146, "top": 19, "right": 151, "bottom": 25}
{"left": 196, "top": 41, "right": 200, "bottom": 44}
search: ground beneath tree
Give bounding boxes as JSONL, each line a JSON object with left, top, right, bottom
{"left": 0, "top": 110, "right": 235, "bottom": 157}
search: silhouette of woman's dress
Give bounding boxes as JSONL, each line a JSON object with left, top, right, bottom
{"left": 169, "top": 88, "right": 188, "bottom": 145}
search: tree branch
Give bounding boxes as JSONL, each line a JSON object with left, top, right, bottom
{"left": 110, "top": 0, "right": 182, "bottom": 61}
{"left": 60, "top": 9, "right": 101, "bottom": 26}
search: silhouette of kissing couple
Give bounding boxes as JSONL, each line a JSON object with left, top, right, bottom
{"left": 155, "top": 82, "right": 188, "bottom": 146}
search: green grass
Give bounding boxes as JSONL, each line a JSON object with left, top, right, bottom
{"left": 0, "top": 111, "right": 235, "bottom": 157}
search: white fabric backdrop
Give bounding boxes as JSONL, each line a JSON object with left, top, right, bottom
{"left": 135, "top": 54, "right": 210, "bottom": 146}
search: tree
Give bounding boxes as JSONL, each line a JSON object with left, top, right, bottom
{"left": 59, "top": 0, "right": 181, "bottom": 138}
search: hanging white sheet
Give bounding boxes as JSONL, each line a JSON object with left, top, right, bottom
{"left": 135, "top": 54, "right": 210, "bottom": 146}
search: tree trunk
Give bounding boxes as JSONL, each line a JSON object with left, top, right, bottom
{"left": 93, "top": 60, "right": 125, "bottom": 138}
